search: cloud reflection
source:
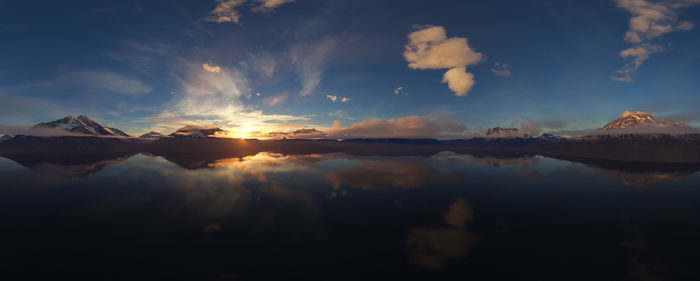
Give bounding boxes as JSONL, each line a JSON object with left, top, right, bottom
{"left": 405, "top": 198, "right": 479, "bottom": 269}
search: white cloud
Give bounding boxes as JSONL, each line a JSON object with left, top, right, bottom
{"left": 490, "top": 62, "right": 512, "bottom": 77}
{"left": 62, "top": 71, "right": 151, "bottom": 95}
{"left": 404, "top": 26, "right": 483, "bottom": 96}
{"left": 441, "top": 67, "right": 474, "bottom": 97}
{"left": 613, "top": 0, "right": 699, "bottom": 81}
{"left": 202, "top": 63, "right": 222, "bottom": 73}
{"left": 394, "top": 86, "right": 407, "bottom": 95}
{"left": 326, "top": 94, "right": 350, "bottom": 102}
{"left": 290, "top": 38, "right": 338, "bottom": 96}
{"left": 204, "top": 0, "right": 246, "bottom": 23}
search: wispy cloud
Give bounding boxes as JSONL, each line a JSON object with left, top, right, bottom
{"left": 327, "top": 110, "right": 354, "bottom": 120}
{"left": 404, "top": 26, "right": 483, "bottom": 96}
{"left": 245, "top": 52, "right": 277, "bottom": 78}
{"left": 204, "top": 0, "right": 295, "bottom": 23}
{"left": 490, "top": 62, "right": 512, "bottom": 77}
{"left": 143, "top": 62, "right": 311, "bottom": 135}
{"left": 613, "top": 0, "right": 700, "bottom": 82}
{"left": 61, "top": 70, "right": 151, "bottom": 95}
{"left": 290, "top": 38, "right": 338, "bottom": 97}
{"left": 252, "top": 0, "right": 296, "bottom": 12}
{"left": 262, "top": 93, "right": 288, "bottom": 106}
{"left": 204, "top": 0, "right": 246, "bottom": 23}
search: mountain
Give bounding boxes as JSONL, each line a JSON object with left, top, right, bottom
{"left": 170, "top": 125, "right": 224, "bottom": 138}
{"left": 596, "top": 111, "right": 698, "bottom": 135}
{"left": 139, "top": 131, "right": 165, "bottom": 139}
{"left": 34, "top": 115, "right": 130, "bottom": 137}
{"left": 485, "top": 127, "right": 521, "bottom": 137}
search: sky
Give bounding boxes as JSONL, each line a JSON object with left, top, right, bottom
{"left": 1, "top": 0, "right": 700, "bottom": 138}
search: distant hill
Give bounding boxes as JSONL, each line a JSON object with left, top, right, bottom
{"left": 139, "top": 131, "right": 165, "bottom": 139}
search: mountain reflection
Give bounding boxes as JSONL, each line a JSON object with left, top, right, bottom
{"left": 0, "top": 153, "right": 133, "bottom": 178}
{"left": 1, "top": 151, "right": 699, "bottom": 187}
{"left": 2, "top": 151, "right": 700, "bottom": 279}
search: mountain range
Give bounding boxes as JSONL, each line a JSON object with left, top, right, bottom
{"left": 8, "top": 110, "right": 697, "bottom": 141}
{"left": 1, "top": 111, "right": 699, "bottom": 163}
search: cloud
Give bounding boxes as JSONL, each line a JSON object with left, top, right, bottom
{"left": 613, "top": 0, "right": 700, "bottom": 81}
{"left": 0, "top": 125, "right": 88, "bottom": 137}
{"left": 441, "top": 67, "right": 474, "bottom": 97}
{"left": 394, "top": 86, "right": 407, "bottom": 95}
{"left": 246, "top": 53, "right": 277, "bottom": 78}
{"left": 262, "top": 93, "right": 288, "bottom": 106}
{"left": 202, "top": 63, "right": 222, "bottom": 73}
{"left": 253, "top": 0, "right": 295, "bottom": 12}
{"left": 327, "top": 116, "right": 467, "bottom": 139}
{"left": 204, "top": 0, "right": 246, "bottom": 23}
{"left": 290, "top": 38, "right": 338, "bottom": 96}
{"left": 519, "top": 118, "right": 541, "bottom": 136}
{"left": 143, "top": 62, "right": 312, "bottom": 135}
{"left": 264, "top": 128, "right": 326, "bottom": 139}
{"left": 62, "top": 70, "right": 151, "bottom": 95}
{"left": 490, "top": 62, "right": 512, "bottom": 77}
{"left": 327, "top": 110, "right": 353, "bottom": 120}
{"left": 404, "top": 26, "right": 483, "bottom": 96}
{"left": 326, "top": 94, "right": 350, "bottom": 102}
{"left": 613, "top": 43, "right": 664, "bottom": 82}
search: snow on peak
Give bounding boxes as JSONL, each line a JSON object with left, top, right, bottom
{"left": 171, "top": 126, "right": 225, "bottom": 138}
{"left": 596, "top": 111, "right": 698, "bottom": 135}
{"left": 34, "top": 115, "right": 131, "bottom": 137}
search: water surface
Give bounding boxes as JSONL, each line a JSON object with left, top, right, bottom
{"left": 1, "top": 152, "right": 700, "bottom": 280}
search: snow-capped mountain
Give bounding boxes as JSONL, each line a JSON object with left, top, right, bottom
{"left": 170, "top": 126, "right": 224, "bottom": 138}
{"left": 139, "top": 131, "right": 165, "bottom": 139}
{"left": 0, "top": 134, "right": 13, "bottom": 142}
{"left": 596, "top": 111, "right": 698, "bottom": 135}
{"left": 34, "top": 115, "right": 130, "bottom": 137}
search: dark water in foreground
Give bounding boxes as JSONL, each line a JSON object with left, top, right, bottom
{"left": 1, "top": 152, "right": 700, "bottom": 280}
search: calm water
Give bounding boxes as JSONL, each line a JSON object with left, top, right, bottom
{"left": 2, "top": 152, "right": 700, "bottom": 280}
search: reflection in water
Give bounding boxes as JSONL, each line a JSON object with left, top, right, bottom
{"left": 1, "top": 153, "right": 132, "bottom": 178}
{"left": 3, "top": 150, "right": 699, "bottom": 188}
{"left": 2, "top": 151, "right": 700, "bottom": 279}
{"left": 405, "top": 198, "right": 479, "bottom": 268}
{"left": 327, "top": 155, "right": 465, "bottom": 191}
{"left": 464, "top": 155, "right": 542, "bottom": 184}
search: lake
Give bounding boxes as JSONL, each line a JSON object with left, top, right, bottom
{"left": 1, "top": 152, "right": 700, "bottom": 280}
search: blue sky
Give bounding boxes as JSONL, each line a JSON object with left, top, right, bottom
{"left": 1, "top": 0, "right": 699, "bottom": 138}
